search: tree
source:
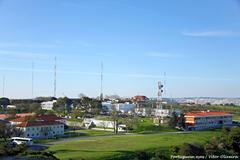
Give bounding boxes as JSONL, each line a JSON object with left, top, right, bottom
{"left": 178, "top": 143, "right": 205, "bottom": 156}
{"left": 228, "top": 127, "right": 240, "bottom": 154}
{"left": 0, "top": 123, "right": 23, "bottom": 143}
{"left": 177, "top": 113, "right": 185, "bottom": 128}
{"left": 0, "top": 97, "right": 10, "bottom": 110}
{"left": 168, "top": 112, "right": 178, "bottom": 127}
{"left": 78, "top": 93, "right": 87, "bottom": 99}
{"left": 53, "top": 97, "right": 73, "bottom": 115}
{"left": 71, "top": 109, "right": 84, "bottom": 119}
{"left": 125, "top": 116, "right": 139, "bottom": 132}
{"left": 110, "top": 106, "right": 120, "bottom": 134}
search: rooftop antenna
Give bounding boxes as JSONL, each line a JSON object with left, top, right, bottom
{"left": 31, "top": 61, "right": 34, "bottom": 99}
{"left": 2, "top": 76, "right": 5, "bottom": 97}
{"left": 100, "top": 61, "right": 103, "bottom": 101}
{"left": 54, "top": 57, "right": 57, "bottom": 98}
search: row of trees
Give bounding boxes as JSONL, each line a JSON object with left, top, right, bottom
{"left": 173, "top": 127, "right": 240, "bottom": 157}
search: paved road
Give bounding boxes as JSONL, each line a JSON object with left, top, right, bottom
{"left": 45, "top": 131, "right": 191, "bottom": 145}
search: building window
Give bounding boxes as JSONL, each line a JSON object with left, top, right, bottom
{"left": 32, "top": 134, "right": 34, "bottom": 137}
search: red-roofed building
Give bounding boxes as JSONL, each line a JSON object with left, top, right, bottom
{"left": 185, "top": 111, "right": 233, "bottom": 131}
{"left": 10, "top": 114, "right": 65, "bottom": 138}
{"left": 132, "top": 95, "right": 148, "bottom": 102}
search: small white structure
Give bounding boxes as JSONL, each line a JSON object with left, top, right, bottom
{"left": 41, "top": 100, "right": 57, "bottom": 110}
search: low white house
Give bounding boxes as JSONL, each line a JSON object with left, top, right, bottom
{"left": 41, "top": 100, "right": 57, "bottom": 110}
{"left": 16, "top": 121, "right": 64, "bottom": 138}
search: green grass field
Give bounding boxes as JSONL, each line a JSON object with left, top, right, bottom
{"left": 48, "top": 130, "right": 221, "bottom": 160}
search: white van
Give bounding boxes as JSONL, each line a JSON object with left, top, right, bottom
{"left": 10, "top": 137, "right": 33, "bottom": 146}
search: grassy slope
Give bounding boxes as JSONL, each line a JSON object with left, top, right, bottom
{"left": 48, "top": 130, "right": 221, "bottom": 160}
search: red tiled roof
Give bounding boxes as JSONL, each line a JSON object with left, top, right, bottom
{"left": 0, "top": 114, "right": 10, "bottom": 119}
{"left": 16, "top": 121, "right": 63, "bottom": 127}
{"left": 16, "top": 113, "right": 35, "bottom": 118}
{"left": 185, "top": 111, "right": 232, "bottom": 117}
{"left": 36, "top": 115, "right": 64, "bottom": 121}
{"left": 133, "top": 95, "right": 147, "bottom": 100}
{"left": 9, "top": 117, "right": 28, "bottom": 122}
{"left": 10, "top": 115, "right": 64, "bottom": 123}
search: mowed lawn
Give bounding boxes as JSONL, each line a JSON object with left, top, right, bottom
{"left": 48, "top": 130, "right": 221, "bottom": 160}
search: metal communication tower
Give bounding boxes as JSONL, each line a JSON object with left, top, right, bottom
{"left": 54, "top": 57, "right": 57, "bottom": 98}
{"left": 157, "top": 81, "right": 164, "bottom": 109}
{"left": 100, "top": 62, "right": 103, "bottom": 101}
{"left": 31, "top": 61, "right": 34, "bottom": 99}
{"left": 2, "top": 76, "right": 5, "bottom": 97}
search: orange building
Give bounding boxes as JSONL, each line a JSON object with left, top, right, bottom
{"left": 185, "top": 111, "right": 232, "bottom": 131}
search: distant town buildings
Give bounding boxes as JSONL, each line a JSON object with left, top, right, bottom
{"left": 175, "top": 97, "right": 240, "bottom": 106}
{"left": 185, "top": 111, "right": 233, "bottom": 131}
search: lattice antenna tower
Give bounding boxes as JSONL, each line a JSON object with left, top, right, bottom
{"left": 32, "top": 61, "right": 34, "bottom": 99}
{"left": 54, "top": 57, "right": 57, "bottom": 98}
{"left": 157, "top": 81, "right": 164, "bottom": 109}
{"left": 100, "top": 61, "right": 103, "bottom": 101}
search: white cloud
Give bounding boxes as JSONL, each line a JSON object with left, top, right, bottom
{"left": 181, "top": 30, "right": 238, "bottom": 37}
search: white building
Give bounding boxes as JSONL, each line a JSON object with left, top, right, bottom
{"left": 185, "top": 111, "right": 233, "bottom": 131}
{"left": 41, "top": 100, "right": 57, "bottom": 110}
{"left": 102, "top": 102, "right": 135, "bottom": 114}
{"left": 9, "top": 115, "right": 65, "bottom": 138}
{"left": 154, "top": 109, "right": 172, "bottom": 117}
{"left": 16, "top": 121, "right": 64, "bottom": 138}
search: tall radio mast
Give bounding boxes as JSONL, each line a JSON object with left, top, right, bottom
{"left": 100, "top": 61, "right": 103, "bottom": 101}
{"left": 2, "top": 76, "right": 5, "bottom": 97}
{"left": 31, "top": 61, "right": 34, "bottom": 99}
{"left": 54, "top": 57, "right": 57, "bottom": 98}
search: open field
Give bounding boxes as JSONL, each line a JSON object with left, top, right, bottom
{"left": 34, "top": 129, "right": 114, "bottom": 144}
{"left": 48, "top": 130, "right": 221, "bottom": 160}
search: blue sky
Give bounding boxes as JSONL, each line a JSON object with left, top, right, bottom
{"left": 0, "top": 0, "right": 240, "bottom": 99}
